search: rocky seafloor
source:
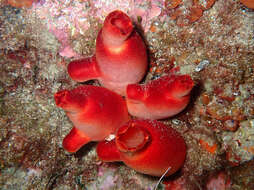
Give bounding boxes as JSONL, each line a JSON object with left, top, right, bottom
{"left": 0, "top": 0, "right": 254, "bottom": 189}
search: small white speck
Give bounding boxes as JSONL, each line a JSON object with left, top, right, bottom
{"left": 172, "top": 119, "right": 181, "bottom": 125}
{"left": 195, "top": 60, "right": 210, "bottom": 72}
{"left": 105, "top": 134, "right": 115, "bottom": 141}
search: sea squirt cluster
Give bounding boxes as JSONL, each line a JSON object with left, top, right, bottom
{"left": 54, "top": 10, "right": 194, "bottom": 177}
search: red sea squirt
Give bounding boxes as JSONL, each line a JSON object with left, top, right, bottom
{"left": 96, "top": 119, "right": 186, "bottom": 177}
{"left": 68, "top": 10, "right": 148, "bottom": 95}
{"left": 54, "top": 85, "right": 129, "bottom": 153}
{"left": 126, "top": 74, "right": 194, "bottom": 119}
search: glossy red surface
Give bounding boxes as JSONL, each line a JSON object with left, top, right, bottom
{"left": 67, "top": 10, "right": 148, "bottom": 95}
{"left": 126, "top": 74, "right": 194, "bottom": 119}
{"left": 54, "top": 85, "right": 129, "bottom": 152}
{"left": 97, "top": 119, "right": 186, "bottom": 177}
